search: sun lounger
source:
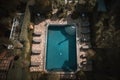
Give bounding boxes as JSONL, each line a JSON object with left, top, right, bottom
{"left": 80, "top": 60, "right": 87, "bottom": 66}
{"left": 32, "top": 37, "right": 41, "bottom": 43}
{"left": 32, "top": 44, "right": 41, "bottom": 50}
{"left": 33, "top": 31, "right": 41, "bottom": 36}
{"left": 80, "top": 46, "right": 89, "bottom": 51}
{"left": 83, "top": 45, "right": 89, "bottom": 48}
{"left": 78, "top": 60, "right": 87, "bottom": 68}
{"left": 80, "top": 34, "right": 90, "bottom": 42}
{"left": 80, "top": 54, "right": 87, "bottom": 58}
{"left": 31, "top": 50, "right": 41, "bottom": 55}
{"left": 31, "top": 62, "right": 39, "bottom": 67}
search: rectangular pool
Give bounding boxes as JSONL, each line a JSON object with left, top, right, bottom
{"left": 46, "top": 25, "right": 77, "bottom": 72}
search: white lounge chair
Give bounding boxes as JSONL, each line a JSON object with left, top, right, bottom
{"left": 33, "top": 31, "right": 41, "bottom": 36}
{"left": 32, "top": 37, "right": 41, "bottom": 43}
{"left": 31, "top": 62, "right": 39, "bottom": 67}
{"left": 31, "top": 50, "right": 41, "bottom": 54}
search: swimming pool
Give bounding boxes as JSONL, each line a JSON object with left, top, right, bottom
{"left": 46, "top": 25, "right": 77, "bottom": 72}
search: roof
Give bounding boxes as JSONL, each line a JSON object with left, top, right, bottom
{"left": 0, "top": 51, "right": 14, "bottom": 80}
{"left": 0, "top": 51, "right": 14, "bottom": 71}
{"left": 0, "top": 59, "right": 11, "bottom": 71}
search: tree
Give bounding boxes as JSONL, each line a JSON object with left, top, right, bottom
{"left": 86, "top": 49, "right": 96, "bottom": 60}
{"left": 0, "top": 0, "right": 20, "bottom": 17}
{"left": 39, "top": 72, "right": 60, "bottom": 80}
{"left": 76, "top": 70, "right": 87, "bottom": 80}
{"left": 35, "top": 0, "right": 52, "bottom": 15}
{"left": 0, "top": 0, "right": 21, "bottom": 33}
{"left": 52, "top": 0, "right": 63, "bottom": 9}
{"left": 73, "top": 0, "right": 97, "bottom": 14}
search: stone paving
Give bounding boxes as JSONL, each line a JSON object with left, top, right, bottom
{"left": 30, "top": 17, "right": 68, "bottom": 72}
{"left": 30, "top": 21, "right": 46, "bottom": 72}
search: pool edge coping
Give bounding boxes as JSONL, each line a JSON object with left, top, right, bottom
{"left": 44, "top": 23, "right": 79, "bottom": 73}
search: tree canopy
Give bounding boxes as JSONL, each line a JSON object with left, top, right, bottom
{"left": 34, "top": 0, "right": 52, "bottom": 15}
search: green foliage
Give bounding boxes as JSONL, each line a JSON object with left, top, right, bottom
{"left": 0, "top": 0, "right": 20, "bottom": 16}
{"left": 76, "top": 70, "right": 87, "bottom": 80}
{"left": 0, "top": 43, "right": 7, "bottom": 53}
{"left": 74, "top": 0, "right": 96, "bottom": 13}
{"left": 93, "top": 12, "right": 120, "bottom": 48}
{"left": 35, "top": 0, "right": 52, "bottom": 15}
{"left": 66, "top": 3, "right": 74, "bottom": 11}
{"left": 38, "top": 73, "right": 60, "bottom": 80}
{"left": 71, "top": 11, "right": 79, "bottom": 19}
{"left": 85, "top": 0, "right": 96, "bottom": 11}
{"left": 56, "top": 6, "right": 67, "bottom": 18}
{"left": 46, "top": 73, "right": 60, "bottom": 80}
{"left": 0, "top": 0, "right": 21, "bottom": 30}
{"left": 52, "top": 0, "right": 64, "bottom": 9}
{"left": 0, "top": 37, "right": 12, "bottom": 45}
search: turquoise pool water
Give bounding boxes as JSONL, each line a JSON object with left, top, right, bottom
{"left": 46, "top": 25, "right": 77, "bottom": 72}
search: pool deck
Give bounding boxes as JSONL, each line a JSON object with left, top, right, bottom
{"left": 30, "top": 11, "right": 92, "bottom": 72}
{"left": 30, "top": 21, "right": 46, "bottom": 72}
{"left": 30, "top": 18, "right": 69, "bottom": 72}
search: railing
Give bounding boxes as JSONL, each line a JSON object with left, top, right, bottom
{"left": 9, "top": 13, "right": 24, "bottom": 40}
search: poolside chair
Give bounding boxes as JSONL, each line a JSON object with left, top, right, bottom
{"left": 80, "top": 60, "right": 87, "bottom": 66}
{"left": 78, "top": 60, "right": 87, "bottom": 68}
{"left": 80, "top": 54, "right": 87, "bottom": 59}
{"left": 30, "top": 62, "right": 39, "bottom": 67}
{"left": 31, "top": 50, "right": 41, "bottom": 55}
{"left": 83, "top": 61, "right": 93, "bottom": 71}
{"left": 80, "top": 45, "right": 90, "bottom": 51}
{"left": 33, "top": 31, "right": 41, "bottom": 36}
{"left": 32, "top": 40, "right": 41, "bottom": 44}
{"left": 32, "top": 37, "right": 41, "bottom": 44}
{"left": 81, "top": 43, "right": 92, "bottom": 49}
{"left": 80, "top": 34, "right": 91, "bottom": 42}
